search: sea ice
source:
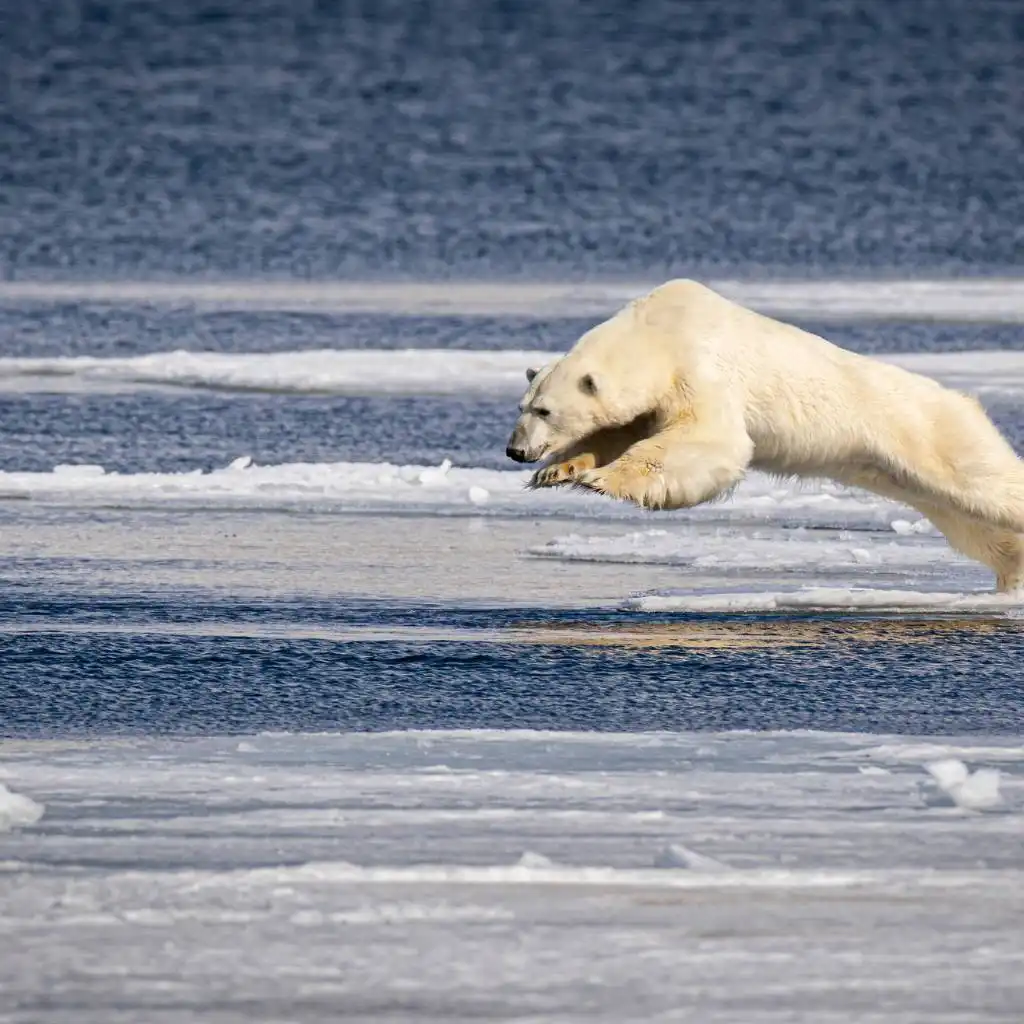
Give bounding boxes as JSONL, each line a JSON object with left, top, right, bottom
{"left": 891, "top": 517, "right": 936, "bottom": 536}
{"left": 0, "top": 346, "right": 1020, "bottom": 397}
{"left": 0, "top": 730, "right": 1022, "bottom": 1021}
{"left": 628, "top": 587, "right": 1024, "bottom": 614}
{"left": 515, "top": 850, "right": 556, "bottom": 869}
{"left": 2, "top": 277, "right": 1024, "bottom": 322}
{"left": 652, "top": 843, "right": 729, "bottom": 871}
{"left": 0, "top": 782, "right": 45, "bottom": 831}
{"left": 925, "top": 759, "right": 1003, "bottom": 811}
{"left": 0, "top": 457, "right": 907, "bottom": 526}
{"left": 533, "top": 526, "right": 949, "bottom": 572}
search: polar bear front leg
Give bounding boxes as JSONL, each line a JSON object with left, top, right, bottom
{"left": 528, "top": 417, "right": 656, "bottom": 490}
{"left": 575, "top": 424, "right": 753, "bottom": 510}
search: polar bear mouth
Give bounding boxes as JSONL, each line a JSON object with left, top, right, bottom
{"left": 505, "top": 445, "right": 533, "bottom": 463}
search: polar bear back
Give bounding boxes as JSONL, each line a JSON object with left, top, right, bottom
{"left": 624, "top": 280, "right": 1013, "bottom": 483}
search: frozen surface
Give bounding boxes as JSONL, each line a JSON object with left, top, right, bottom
{"left": 539, "top": 525, "right": 1024, "bottom": 612}
{"left": 925, "top": 759, "right": 1003, "bottom": 812}
{"left": 533, "top": 525, "right": 946, "bottom": 570}
{"left": 0, "top": 349, "right": 547, "bottom": 396}
{"left": 4, "top": 278, "right": 1024, "bottom": 322}
{"left": 1, "top": 468, "right": 1016, "bottom": 610}
{"left": 0, "top": 458, "right": 911, "bottom": 521}
{"left": 629, "top": 588, "right": 1024, "bottom": 614}
{"left": 1, "top": 730, "right": 1023, "bottom": 1022}
{"left": 0, "top": 506, "right": 1008, "bottom": 614}
{"left": 0, "top": 782, "right": 45, "bottom": 832}
{"left": 0, "top": 345, "right": 1021, "bottom": 396}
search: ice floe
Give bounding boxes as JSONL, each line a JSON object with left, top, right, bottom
{"left": 0, "top": 783, "right": 44, "bottom": 832}
{"left": 627, "top": 587, "right": 1024, "bottom": 614}
{"left": 0, "top": 348, "right": 1020, "bottom": 396}
{"left": 3, "top": 277, "right": 1024, "bottom": 321}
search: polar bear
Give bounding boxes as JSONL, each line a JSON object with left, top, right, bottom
{"left": 505, "top": 279, "right": 1024, "bottom": 593}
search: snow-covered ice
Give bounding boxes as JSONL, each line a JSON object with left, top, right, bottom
{"left": 2, "top": 457, "right": 1019, "bottom": 609}
{"left": 4, "top": 277, "right": 1024, "bottom": 321}
{"left": 0, "top": 346, "right": 1021, "bottom": 396}
{"left": 627, "top": 587, "right": 1024, "bottom": 614}
{"left": 0, "top": 782, "right": 45, "bottom": 831}
{"left": 0, "top": 458, "right": 550, "bottom": 513}
{"left": 1, "top": 730, "right": 1022, "bottom": 1022}
{"left": 925, "top": 759, "right": 1003, "bottom": 811}
{"left": 532, "top": 524, "right": 1024, "bottom": 613}
{"left": 652, "top": 842, "right": 729, "bottom": 871}
{"left": 532, "top": 525, "right": 945, "bottom": 570}
{"left": 0, "top": 348, "right": 548, "bottom": 395}
{"left": 0, "top": 457, "right": 960, "bottom": 527}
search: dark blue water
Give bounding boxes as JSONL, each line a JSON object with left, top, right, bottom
{"left": 1, "top": 306, "right": 1023, "bottom": 359}
{"left": 2, "top": 593, "right": 1023, "bottom": 736}
{"left": 0, "top": 391, "right": 515, "bottom": 472}
{"left": 2, "top": 0, "right": 1022, "bottom": 278}
{"left": 0, "top": 308, "right": 584, "bottom": 358}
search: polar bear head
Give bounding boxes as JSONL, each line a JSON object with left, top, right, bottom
{"left": 505, "top": 301, "right": 678, "bottom": 464}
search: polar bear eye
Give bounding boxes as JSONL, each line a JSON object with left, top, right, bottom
{"left": 534, "top": 407, "right": 551, "bottom": 418}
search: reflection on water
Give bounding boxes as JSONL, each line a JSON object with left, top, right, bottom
{"left": 513, "top": 617, "right": 1024, "bottom": 649}
{"left": 1, "top": 614, "right": 1021, "bottom": 651}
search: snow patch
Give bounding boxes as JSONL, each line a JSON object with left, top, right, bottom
{"left": 653, "top": 844, "right": 729, "bottom": 871}
{"left": 515, "top": 851, "right": 557, "bottom": 870}
{"left": 0, "top": 349, "right": 548, "bottom": 395}
{"left": 924, "top": 760, "right": 1002, "bottom": 811}
{"left": 0, "top": 783, "right": 45, "bottom": 831}
{"left": 850, "top": 743, "right": 1024, "bottom": 765}
{"left": 627, "top": 587, "right": 1024, "bottom": 614}
{"left": 3, "top": 278, "right": 1024, "bottom": 322}
{"left": 0, "top": 347, "right": 1020, "bottom": 397}
{"left": 0, "top": 458, "right": 910, "bottom": 522}
{"left": 890, "top": 517, "right": 937, "bottom": 536}
{"left": 534, "top": 527, "right": 948, "bottom": 571}
{"left": 0, "top": 457, "right": 542, "bottom": 513}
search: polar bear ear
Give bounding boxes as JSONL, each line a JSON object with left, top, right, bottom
{"left": 578, "top": 373, "right": 598, "bottom": 396}
{"left": 526, "top": 366, "right": 540, "bottom": 383}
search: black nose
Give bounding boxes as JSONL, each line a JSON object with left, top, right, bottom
{"left": 506, "top": 446, "right": 527, "bottom": 463}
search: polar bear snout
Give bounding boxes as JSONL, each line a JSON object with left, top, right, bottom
{"left": 505, "top": 419, "right": 547, "bottom": 463}
{"left": 504, "top": 423, "right": 530, "bottom": 462}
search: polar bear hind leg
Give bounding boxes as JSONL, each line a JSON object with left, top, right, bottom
{"left": 843, "top": 468, "right": 1024, "bottom": 594}
{"left": 878, "top": 392, "right": 1024, "bottom": 536}
{"left": 914, "top": 501, "right": 1024, "bottom": 595}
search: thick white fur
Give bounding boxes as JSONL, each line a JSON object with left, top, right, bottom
{"left": 507, "top": 279, "right": 1024, "bottom": 593}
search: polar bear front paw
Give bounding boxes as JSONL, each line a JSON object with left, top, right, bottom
{"left": 529, "top": 454, "right": 596, "bottom": 489}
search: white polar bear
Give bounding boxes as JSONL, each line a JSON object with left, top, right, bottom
{"left": 505, "top": 279, "right": 1024, "bottom": 593}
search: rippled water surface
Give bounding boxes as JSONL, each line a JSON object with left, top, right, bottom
{"left": 3, "top": 0, "right": 1022, "bottom": 277}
